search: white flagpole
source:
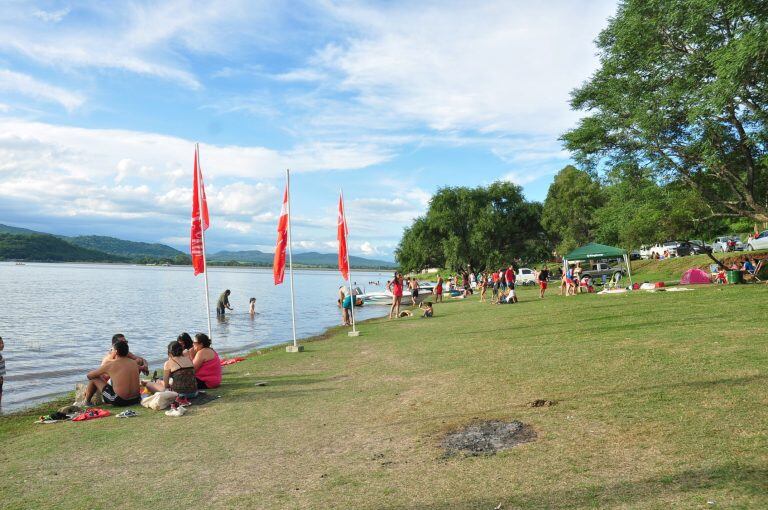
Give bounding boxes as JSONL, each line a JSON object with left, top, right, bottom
{"left": 341, "top": 189, "right": 359, "bottom": 337}
{"left": 196, "top": 143, "right": 213, "bottom": 339}
{"left": 286, "top": 169, "right": 300, "bottom": 351}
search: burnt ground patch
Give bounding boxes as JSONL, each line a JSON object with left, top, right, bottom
{"left": 442, "top": 420, "right": 536, "bottom": 456}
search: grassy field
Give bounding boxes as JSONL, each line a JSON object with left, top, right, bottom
{"left": 1, "top": 283, "right": 767, "bottom": 509}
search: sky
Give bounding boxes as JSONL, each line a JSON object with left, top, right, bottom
{"left": 0, "top": 0, "right": 618, "bottom": 260}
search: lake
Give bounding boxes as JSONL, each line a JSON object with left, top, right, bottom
{"left": 0, "top": 263, "right": 391, "bottom": 413}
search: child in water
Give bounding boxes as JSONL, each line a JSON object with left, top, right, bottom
{"left": 248, "top": 297, "right": 256, "bottom": 315}
{"left": 422, "top": 302, "right": 434, "bottom": 318}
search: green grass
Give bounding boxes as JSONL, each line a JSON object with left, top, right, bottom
{"left": 2, "top": 283, "right": 767, "bottom": 509}
{"left": 631, "top": 250, "right": 768, "bottom": 282}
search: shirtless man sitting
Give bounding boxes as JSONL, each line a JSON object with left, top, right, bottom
{"left": 102, "top": 334, "right": 149, "bottom": 376}
{"left": 85, "top": 340, "right": 141, "bottom": 407}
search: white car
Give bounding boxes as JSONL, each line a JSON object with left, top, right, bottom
{"left": 712, "top": 236, "right": 744, "bottom": 252}
{"left": 516, "top": 267, "right": 538, "bottom": 285}
{"left": 649, "top": 241, "right": 681, "bottom": 258}
{"left": 746, "top": 231, "right": 768, "bottom": 251}
{"left": 639, "top": 245, "right": 653, "bottom": 259}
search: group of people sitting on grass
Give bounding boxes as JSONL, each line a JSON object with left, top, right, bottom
{"left": 83, "top": 332, "right": 222, "bottom": 408}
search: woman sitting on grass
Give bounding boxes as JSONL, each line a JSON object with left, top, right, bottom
{"left": 192, "top": 333, "right": 222, "bottom": 389}
{"left": 177, "top": 332, "right": 194, "bottom": 359}
{"left": 143, "top": 341, "right": 198, "bottom": 398}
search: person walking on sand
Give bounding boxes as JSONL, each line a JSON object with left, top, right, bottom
{"left": 387, "top": 273, "right": 403, "bottom": 319}
{"left": 537, "top": 265, "right": 550, "bottom": 299}
{"left": 217, "top": 289, "right": 233, "bottom": 316}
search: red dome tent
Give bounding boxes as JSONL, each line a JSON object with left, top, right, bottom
{"left": 680, "top": 268, "right": 711, "bottom": 284}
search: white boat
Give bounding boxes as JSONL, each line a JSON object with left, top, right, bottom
{"left": 359, "top": 284, "right": 435, "bottom": 305}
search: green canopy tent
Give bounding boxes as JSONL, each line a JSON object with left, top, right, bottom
{"left": 563, "top": 242, "right": 633, "bottom": 286}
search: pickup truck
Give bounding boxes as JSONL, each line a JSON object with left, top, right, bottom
{"left": 579, "top": 262, "right": 626, "bottom": 281}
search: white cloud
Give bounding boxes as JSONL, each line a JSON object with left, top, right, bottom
{"left": 289, "top": 1, "right": 615, "bottom": 136}
{"left": 33, "top": 8, "right": 71, "bottom": 23}
{"left": 0, "top": 69, "right": 84, "bottom": 111}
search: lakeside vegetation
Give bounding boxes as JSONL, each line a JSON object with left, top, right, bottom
{"left": 2, "top": 284, "right": 766, "bottom": 508}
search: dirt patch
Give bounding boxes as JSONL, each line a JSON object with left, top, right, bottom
{"left": 442, "top": 420, "right": 536, "bottom": 456}
{"left": 528, "top": 399, "right": 556, "bottom": 407}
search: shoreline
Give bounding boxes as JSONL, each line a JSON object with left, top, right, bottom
{"left": 0, "top": 312, "right": 387, "bottom": 417}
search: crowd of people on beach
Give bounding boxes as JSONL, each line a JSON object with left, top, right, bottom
{"left": 82, "top": 332, "right": 223, "bottom": 408}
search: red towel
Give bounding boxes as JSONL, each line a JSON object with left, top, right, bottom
{"left": 72, "top": 408, "right": 111, "bottom": 421}
{"left": 220, "top": 357, "right": 246, "bottom": 366}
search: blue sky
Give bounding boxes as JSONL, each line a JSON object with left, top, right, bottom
{"left": 0, "top": 0, "right": 617, "bottom": 260}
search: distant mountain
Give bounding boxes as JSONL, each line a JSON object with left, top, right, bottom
{"left": 0, "top": 223, "right": 46, "bottom": 235}
{"left": 67, "top": 235, "right": 184, "bottom": 259}
{"left": 210, "top": 249, "right": 396, "bottom": 269}
{"left": 0, "top": 233, "right": 128, "bottom": 263}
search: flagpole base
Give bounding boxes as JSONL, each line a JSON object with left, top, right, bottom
{"left": 286, "top": 345, "right": 304, "bottom": 353}
{"left": 348, "top": 330, "right": 361, "bottom": 337}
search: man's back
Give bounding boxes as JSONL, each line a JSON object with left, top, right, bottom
{"left": 105, "top": 357, "right": 140, "bottom": 399}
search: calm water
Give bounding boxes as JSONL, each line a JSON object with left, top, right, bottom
{"left": 0, "top": 263, "right": 390, "bottom": 413}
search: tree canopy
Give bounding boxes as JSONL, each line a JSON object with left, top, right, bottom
{"left": 395, "top": 182, "right": 549, "bottom": 272}
{"left": 563, "top": 0, "right": 768, "bottom": 222}
{"left": 541, "top": 165, "right": 604, "bottom": 255}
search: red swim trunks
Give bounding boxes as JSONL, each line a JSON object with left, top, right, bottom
{"left": 539, "top": 281, "right": 548, "bottom": 290}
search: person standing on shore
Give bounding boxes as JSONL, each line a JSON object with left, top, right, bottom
{"left": 217, "top": 289, "right": 233, "bottom": 316}
{"left": 0, "top": 336, "right": 5, "bottom": 406}
{"left": 537, "top": 266, "right": 550, "bottom": 299}
{"left": 409, "top": 276, "right": 420, "bottom": 306}
{"left": 387, "top": 273, "right": 403, "bottom": 319}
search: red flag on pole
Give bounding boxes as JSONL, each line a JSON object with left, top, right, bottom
{"left": 190, "top": 145, "right": 210, "bottom": 276}
{"left": 337, "top": 193, "right": 349, "bottom": 281}
{"left": 273, "top": 185, "right": 289, "bottom": 285}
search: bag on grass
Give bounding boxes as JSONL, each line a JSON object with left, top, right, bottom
{"left": 141, "top": 391, "right": 179, "bottom": 410}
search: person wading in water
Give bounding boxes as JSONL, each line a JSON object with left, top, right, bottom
{"left": 217, "top": 289, "right": 233, "bottom": 317}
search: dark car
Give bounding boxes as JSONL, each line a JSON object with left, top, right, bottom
{"left": 679, "top": 240, "right": 712, "bottom": 256}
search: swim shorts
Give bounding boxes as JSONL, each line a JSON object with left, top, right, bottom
{"left": 411, "top": 289, "right": 419, "bottom": 298}
{"left": 539, "top": 281, "right": 548, "bottom": 290}
{"left": 102, "top": 384, "right": 141, "bottom": 407}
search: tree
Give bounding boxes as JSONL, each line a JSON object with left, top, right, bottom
{"left": 563, "top": 0, "right": 768, "bottom": 222}
{"left": 541, "top": 165, "right": 603, "bottom": 254}
{"left": 395, "top": 182, "right": 549, "bottom": 272}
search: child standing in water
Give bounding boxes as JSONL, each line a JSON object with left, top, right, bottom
{"left": 248, "top": 297, "right": 256, "bottom": 315}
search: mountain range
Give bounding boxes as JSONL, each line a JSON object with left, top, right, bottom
{"left": 0, "top": 223, "right": 397, "bottom": 269}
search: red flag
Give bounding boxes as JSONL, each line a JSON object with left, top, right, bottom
{"left": 337, "top": 193, "right": 349, "bottom": 281}
{"left": 190, "top": 146, "right": 210, "bottom": 276}
{"left": 273, "top": 185, "right": 289, "bottom": 285}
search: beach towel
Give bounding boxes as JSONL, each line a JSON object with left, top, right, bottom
{"left": 72, "top": 408, "right": 111, "bottom": 422}
{"left": 141, "top": 391, "right": 179, "bottom": 411}
{"left": 221, "top": 357, "right": 245, "bottom": 366}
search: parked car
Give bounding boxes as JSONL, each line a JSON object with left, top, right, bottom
{"left": 515, "top": 267, "right": 537, "bottom": 285}
{"left": 712, "top": 236, "right": 744, "bottom": 252}
{"left": 650, "top": 241, "right": 690, "bottom": 258}
{"left": 678, "top": 239, "right": 712, "bottom": 256}
{"left": 629, "top": 250, "right": 641, "bottom": 260}
{"left": 746, "top": 231, "right": 768, "bottom": 251}
{"left": 639, "top": 245, "right": 653, "bottom": 259}
{"left": 580, "top": 262, "right": 626, "bottom": 281}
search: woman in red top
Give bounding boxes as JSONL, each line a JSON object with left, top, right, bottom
{"left": 387, "top": 272, "right": 404, "bottom": 319}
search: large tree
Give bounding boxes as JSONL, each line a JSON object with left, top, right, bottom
{"left": 395, "top": 182, "right": 549, "bottom": 272}
{"left": 541, "top": 165, "right": 603, "bottom": 255}
{"left": 563, "top": 0, "right": 768, "bottom": 222}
